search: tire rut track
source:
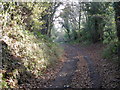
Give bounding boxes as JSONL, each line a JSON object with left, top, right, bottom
{"left": 71, "top": 45, "right": 102, "bottom": 88}
{"left": 50, "top": 59, "right": 79, "bottom": 88}
{"left": 49, "top": 44, "right": 102, "bottom": 88}
{"left": 49, "top": 44, "right": 79, "bottom": 88}
{"left": 84, "top": 56, "right": 101, "bottom": 88}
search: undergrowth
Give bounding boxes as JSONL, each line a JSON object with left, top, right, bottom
{"left": 102, "top": 42, "right": 118, "bottom": 62}
{"left": 1, "top": 25, "right": 63, "bottom": 88}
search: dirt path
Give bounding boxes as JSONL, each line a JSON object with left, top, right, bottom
{"left": 71, "top": 43, "right": 119, "bottom": 88}
{"left": 49, "top": 44, "right": 79, "bottom": 88}
{"left": 84, "top": 56, "right": 101, "bottom": 88}
{"left": 49, "top": 44, "right": 102, "bottom": 88}
{"left": 19, "top": 43, "right": 119, "bottom": 88}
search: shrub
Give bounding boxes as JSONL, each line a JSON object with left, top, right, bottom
{"left": 102, "top": 42, "right": 118, "bottom": 60}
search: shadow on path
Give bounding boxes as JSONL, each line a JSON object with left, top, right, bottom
{"left": 49, "top": 44, "right": 79, "bottom": 88}
{"left": 49, "top": 44, "right": 102, "bottom": 88}
{"left": 84, "top": 56, "right": 101, "bottom": 88}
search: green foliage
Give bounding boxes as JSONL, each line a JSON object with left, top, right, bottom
{"left": 82, "top": 2, "right": 111, "bottom": 43}
{"left": 0, "top": 80, "right": 9, "bottom": 88}
{"left": 77, "top": 2, "right": 118, "bottom": 59}
{"left": 103, "top": 4, "right": 117, "bottom": 44}
{"left": 1, "top": 2, "right": 63, "bottom": 88}
{"left": 102, "top": 42, "right": 118, "bottom": 59}
{"left": 2, "top": 27, "right": 63, "bottom": 88}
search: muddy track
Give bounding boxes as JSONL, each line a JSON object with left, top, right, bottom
{"left": 49, "top": 44, "right": 101, "bottom": 88}
{"left": 50, "top": 58, "right": 79, "bottom": 88}
{"left": 84, "top": 56, "right": 101, "bottom": 88}
{"left": 72, "top": 45, "right": 101, "bottom": 88}
{"left": 49, "top": 44, "right": 79, "bottom": 88}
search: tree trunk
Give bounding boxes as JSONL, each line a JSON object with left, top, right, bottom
{"left": 79, "top": 2, "right": 82, "bottom": 31}
{"left": 47, "top": 15, "right": 52, "bottom": 37}
{"left": 78, "top": 2, "right": 83, "bottom": 39}
{"left": 47, "top": 2, "right": 62, "bottom": 37}
{"left": 114, "top": 2, "right": 120, "bottom": 61}
{"left": 92, "top": 18, "right": 100, "bottom": 43}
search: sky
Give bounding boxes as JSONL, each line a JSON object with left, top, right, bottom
{"left": 53, "top": 3, "right": 65, "bottom": 31}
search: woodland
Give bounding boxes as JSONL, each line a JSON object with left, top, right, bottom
{"left": 0, "top": 1, "right": 120, "bottom": 88}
